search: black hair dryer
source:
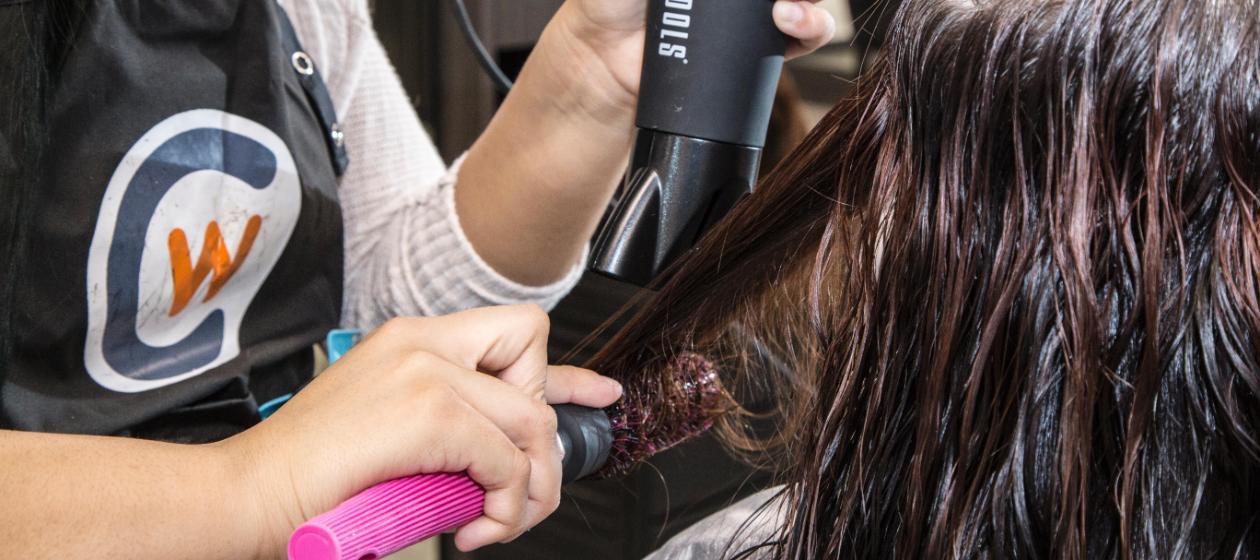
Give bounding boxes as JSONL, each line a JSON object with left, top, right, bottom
{"left": 590, "top": 0, "right": 788, "bottom": 286}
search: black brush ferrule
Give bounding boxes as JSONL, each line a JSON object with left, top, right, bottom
{"left": 554, "top": 404, "right": 614, "bottom": 484}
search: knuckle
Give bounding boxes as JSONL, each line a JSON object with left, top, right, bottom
{"left": 506, "top": 512, "right": 526, "bottom": 534}
{"left": 512, "top": 402, "right": 555, "bottom": 439}
{"left": 411, "top": 366, "right": 458, "bottom": 399}
{"left": 513, "top": 449, "right": 533, "bottom": 477}
{"left": 483, "top": 517, "right": 517, "bottom": 544}
{"left": 534, "top": 404, "right": 558, "bottom": 436}
{"left": 373, "top": 317, "right": 428, "bottom": 350}
{"left": 376, "top": 317, "right": 410, "bottom": 340}
{"left": 402, "top": 349, "right": 440, "bottom": 373}
{"left": 506, "top": 405, "right": 535, "bottom": 433}
{"left": 514, "top": 304, "right": 550, "bottom": 330}
{"left": 419, "top": 384, "right": 459, "bottom": 413}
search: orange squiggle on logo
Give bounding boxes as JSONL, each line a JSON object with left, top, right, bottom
{"left": 167, "top": 216, "right": 263, "bottom": 316}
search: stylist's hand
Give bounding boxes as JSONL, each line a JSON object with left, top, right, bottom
{"left": 222, "top": 305, "right": 622, "bottom": 556}
{"left": 547, "top": 0, "right": 836, "bottom": 109}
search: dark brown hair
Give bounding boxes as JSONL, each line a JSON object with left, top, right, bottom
{"left": 0, "top": 0, "right": 85, "bottom": 380}
{"left": 592, "top": 0, "right": 1260, "bottom": 557}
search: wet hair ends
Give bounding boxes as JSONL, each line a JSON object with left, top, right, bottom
{"left": 592, "top": 0, "right": 1260, "bottom": 557}
{"left": 0, "top": 2, "right": 46, "bottom": 382}
{"left": 0, "top": 0, "right": 87, "bottom": 381}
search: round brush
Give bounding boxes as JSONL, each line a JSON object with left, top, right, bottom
{"left": 288, "top": 353, "right": 724, "bottom": 560}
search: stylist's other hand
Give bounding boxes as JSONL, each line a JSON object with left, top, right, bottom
{"left": 221, "top": 305, "right": 622, "bottom": 556}
{"left": 545, "top": 0, "right": 836, "bottom": 109}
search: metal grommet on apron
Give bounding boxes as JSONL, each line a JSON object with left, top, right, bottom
{"left": 278, "top": 13, "right": 350, "bottom": 177}
{"left": 4, "top": 0, "right": 349, "bottom": 442}
{"left": 291, "top": 51, "right": 316, "bottom": 76}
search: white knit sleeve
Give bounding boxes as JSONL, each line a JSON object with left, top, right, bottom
{"left": 291, "top": 0, "right": 585, "bottom": 329}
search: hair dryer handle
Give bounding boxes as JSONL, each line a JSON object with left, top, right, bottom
{"left": 288, "top": 472, "right": 483, "bottom": 560}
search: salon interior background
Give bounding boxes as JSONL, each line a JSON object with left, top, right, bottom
{"left": 371, "top": 0, "right": 893, "bottom": 160}
{"left": 365, "top": 1, "right": 895, "bottom": 559}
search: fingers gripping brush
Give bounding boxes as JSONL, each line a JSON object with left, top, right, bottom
{"left": 288, "top": 354, "right": 724, "bottom": 560}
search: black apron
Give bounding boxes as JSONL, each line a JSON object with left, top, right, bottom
{"left": 3, "top": 0, "right": 348, "bottom": 443}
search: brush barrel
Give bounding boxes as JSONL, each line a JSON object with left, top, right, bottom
{"left": 287, "top": 406, "right": 612, "bottom": 560}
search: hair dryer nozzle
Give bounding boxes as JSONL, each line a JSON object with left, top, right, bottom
{"left": 589, "top": 0, "right": 785, "bottom": 286}
{"left": 591, "top": 131, "right": 762, "bottom": 286}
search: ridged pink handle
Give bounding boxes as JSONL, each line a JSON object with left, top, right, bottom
{"left": 288, "top": 472, "right": 485, "bottom": 560}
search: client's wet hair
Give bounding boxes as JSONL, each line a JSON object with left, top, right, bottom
{"left": 0, "top": 0, "right": 86, "bottom": 379}
{"left": 591, "top": 0, "right": 1260, "bottom": 557}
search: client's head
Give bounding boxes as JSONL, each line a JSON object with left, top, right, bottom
{"left": 593, "top": 0, "right": 1260, "bottom": 557}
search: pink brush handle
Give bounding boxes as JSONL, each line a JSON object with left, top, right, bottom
{"left": 288, "top": 472, "right": 484, "bottom": 560}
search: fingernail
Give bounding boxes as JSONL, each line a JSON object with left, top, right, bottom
{"left": 606, "top": 378, "right": 624, "bottom": 397}
{"left": 774, "top": 1, "right": 804, "bottom": 25}
{"left": 556, "top": 433, "right": 566, "bottom": 461}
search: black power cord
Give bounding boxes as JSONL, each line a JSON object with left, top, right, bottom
{"left": 446, "top": 0, "right": 514, "bottom": 93}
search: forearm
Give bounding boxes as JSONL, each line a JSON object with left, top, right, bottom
{"left": 0, "top": 430, "right": 270, "bottom": 560}
{"left": 456, "top": 5, "right": 636, "bottom": 286}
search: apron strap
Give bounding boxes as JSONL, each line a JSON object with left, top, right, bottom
{"left": 274, "top": 4, "right": 351, "bottom": 177}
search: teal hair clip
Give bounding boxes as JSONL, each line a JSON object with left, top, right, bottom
{"left": 326, "top": 329, "right": 364, "bottom": 364}
{"left": 259, "top": 328, "right": 364, "bottom": 419}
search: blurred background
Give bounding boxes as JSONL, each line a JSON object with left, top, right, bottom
{"left": 369, "top": 0, "right": 899, "bottom": 159}
{"left": 365, "top": 1, "right": 897, "bottom": 558}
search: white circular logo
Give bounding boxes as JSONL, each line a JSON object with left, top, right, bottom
{"left": 84, "top": 109, "right": 302, "bottom": 393}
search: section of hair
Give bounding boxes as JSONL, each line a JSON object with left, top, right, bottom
{"left": 591, "top": 0, "right": 1260, "bottom": 557}
{"left": 0, "top": 2, "right": 47, "bottom": 382}
{"left": 599, "top": 353, "right": 728, "bottom": 478}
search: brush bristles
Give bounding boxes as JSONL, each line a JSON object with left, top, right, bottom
{"left": 597, "top": 353, "right": 725, "bottom": 478}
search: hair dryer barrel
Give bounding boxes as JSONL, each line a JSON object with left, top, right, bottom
{"left": 637, "top": 0, "right": 787, "bottom": 148}
{"left": 591, "top": 0, "right": 787, "bottom": 286}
